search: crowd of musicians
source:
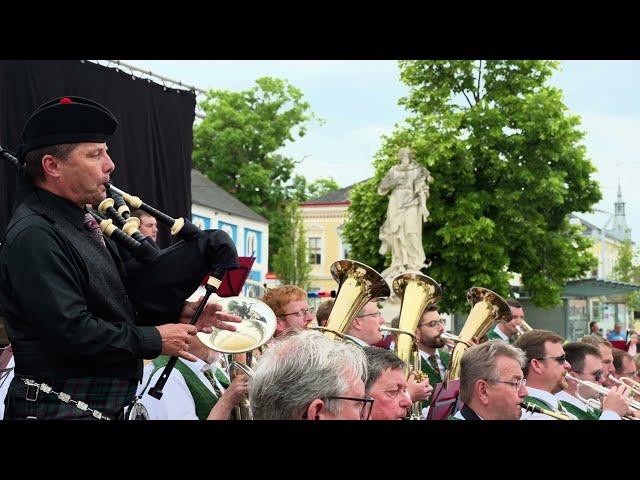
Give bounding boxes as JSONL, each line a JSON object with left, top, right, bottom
{"left": 2, "top": 95, "right": 640, "bottom": 421}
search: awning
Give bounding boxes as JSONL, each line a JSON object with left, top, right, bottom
{"left": 562, "top": 279, "right": 640, "bottom": 298}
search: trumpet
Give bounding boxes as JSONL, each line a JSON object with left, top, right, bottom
{"left": 614, "top": 375, "right": 640, "bottom": 397}
{"left": 567, "top": 374, "right": 640, "bottom": 419}
{"left": 607, "top": 376, "right": 640, "bottom": 409}
{"left": 520, "top": 402, "right": 572, "bottom": 420}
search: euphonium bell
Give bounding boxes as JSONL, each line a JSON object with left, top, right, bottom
{"left": 391, "top": 272, "right": 442, "bottom": 420}
{"left": 195, "top": 294, "right": 277, "bottom": 420}
{"left": 319, "top": 260, "right": 390, "bottom": 341}
{"left": 446, "top": 287, "right": 512, "bottom": 382}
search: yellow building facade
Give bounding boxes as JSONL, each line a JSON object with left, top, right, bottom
{"left": 299, "top": 186, "right": 354, "bottom": 292}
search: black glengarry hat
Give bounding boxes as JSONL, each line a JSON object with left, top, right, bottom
{"left": 18, "top": 96, "right": 118, "bottom": 161}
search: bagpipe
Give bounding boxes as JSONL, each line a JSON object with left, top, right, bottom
{"left": 0, "top": 145, "right": 240, "bottom": 398}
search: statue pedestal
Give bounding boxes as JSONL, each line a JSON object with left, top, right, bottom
{"left": 380, "top": 295, "right": 402, "bottom": 326}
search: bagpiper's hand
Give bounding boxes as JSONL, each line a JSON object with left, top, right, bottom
{"left": 155, "top": 323, "right": 198, "bottom": 362}
{"left": 179, "top": 296, "right": 241, "bottom": 333}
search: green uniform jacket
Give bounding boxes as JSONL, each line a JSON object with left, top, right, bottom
{"left": 420, "top": 349, "right": 451, "bottom": 407}
{"left": 486, "top": 328, "right": 514, "bottom": 344}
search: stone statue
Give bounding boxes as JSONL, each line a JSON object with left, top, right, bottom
{"left": 378, "top": 147, "right": 433, "bottom": 282}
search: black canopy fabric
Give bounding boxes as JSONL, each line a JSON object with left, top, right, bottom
{"left": 0, "top": 60, "right": 196, "bottom": 247}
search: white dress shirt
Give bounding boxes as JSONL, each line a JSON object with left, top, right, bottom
{"left": 491, "top": 324, "right": 510, "bottom": 342}
{"left": 521, "top": 386, "right": 576, "bottom": 420}
{"left": 138, "top": 358, "right": 228, "bottom": 420}
{"left": 0, "top": 355, "right": 15, "bottom": 420}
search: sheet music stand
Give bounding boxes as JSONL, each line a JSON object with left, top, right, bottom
{"left": 204, "top": 257, "right": 256, "bottom": 297}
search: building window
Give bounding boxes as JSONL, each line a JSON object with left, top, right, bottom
{"left": 308, "top": 237, "right": 322, "bottom": 265}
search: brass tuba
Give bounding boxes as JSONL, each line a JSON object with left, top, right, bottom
{"left": 388, "top": 272, "right": 442, "bottom": 419}
{"left": 318, "top": 260, "right": 390, "bottom": 341}
{"left": 195, "top": 295, "right": 277, "bottom": 420}
{"left": 446, "top": 287, "right": 512, "bottom": 382}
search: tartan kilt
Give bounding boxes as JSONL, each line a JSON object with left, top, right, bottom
{"left": 4, "top": 375, "right": 137, "bottom": 420}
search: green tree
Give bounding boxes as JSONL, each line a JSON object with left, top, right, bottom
{"left": 271, "top": 202, "right": 311, "bottom": 288}
{"left": 344, "top": 60, "right": 601, "bottom": 313}
{"left": 290, "top": 176, "right": 341, "bottom": 202}
{"left": 192, "top": 77, "right": 321, "bottom": 266}
{"left": 612, "top": 239, "right": 640, "bottom": 310}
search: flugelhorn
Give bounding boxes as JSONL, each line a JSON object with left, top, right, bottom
{"left": 567, "top": 374, "right": 640, "bottom": 419}
{"left": 319, "top": 260, "right": 390, "bottom": 342}
{"left": 516, "top": 320, "right": 534, "bottom": 336}
{"left": 440, "top": 332, "right": 472, "bottom": 348}
{"left": 606, "top": 376, "right": 640, "bottom": 409}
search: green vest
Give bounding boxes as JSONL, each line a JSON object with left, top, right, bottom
{"left": 523, "top": 395, "right": 553, "bottom": 411}
{"left": 558, "top": 400, "right": 599, "bottom": 420}
{"left": 151, "top": 356, "right": 219, "bottom": 420}
{"left": 419, "top": 349, "right": 451, "bottom": 407}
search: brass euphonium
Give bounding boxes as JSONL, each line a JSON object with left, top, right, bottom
{"left": 318, "top": 260, "right": 390, "bottom": 341}
{"left": 446, "top": 287, "right": 512, "bottom": 382}
{"left": 195, "top": 295, "right": 277, "bottom": 420}
{"left": 388, "top": 272, "right": 442, "bottom": 420}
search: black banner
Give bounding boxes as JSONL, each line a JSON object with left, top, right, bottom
{"left": 0, "top": 60, "right": 196, "bottom": 247}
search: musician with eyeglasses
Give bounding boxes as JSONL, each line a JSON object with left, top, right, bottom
{"left": 250, "top": 330, "right": 373, "bottom": 420}
{"left": 363, "top": 346, "right": 413, "bottom": 420}
{"left": 414, "top": 305, "right": 450, "bottom": 411}
{"left": 344, "top": 302, "right": 433, "bottom": 408}
{"left": 450, "top": 340, "right": 527, "bottom": 420}
{"left": 556, "top": 342, "right": 629, "bottom": 420}
{"left": 515, "top": 330, "right": 576, "bottom": 419}
{"left": 262, "top": 285, "right": 315, "bottom": 338}
{"left": 485, "top": 299, "right": 524, "bottom": 344}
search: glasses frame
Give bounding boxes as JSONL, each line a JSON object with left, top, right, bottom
{"left": 574, "top": 369, "right": 604, "bottom": 382}
{"left": 325, "top": 395, "right": 375, "bottom": 420}
{"left": 417, "top": 319, "right": 445, "bottom": 328}
{"left": 487, "top": 378, "right": 527, "bottom": 391}
{"left": 534, "top": 354, "right": 567, "bottom": 364}
{"left": 281, "top": 307, "right": 315, "bottom": 318}
{"left": 356, "top": 311, "right": 382, "bottom": 319}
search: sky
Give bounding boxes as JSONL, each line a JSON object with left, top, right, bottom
{"left": 121, "top": 60, "right": 640, "bottom": 242}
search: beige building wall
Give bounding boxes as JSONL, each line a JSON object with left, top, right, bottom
{"left": 300, "top": 203, "right": 350, "bottom": 292}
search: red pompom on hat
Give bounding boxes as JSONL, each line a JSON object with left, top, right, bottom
{"left": 18, "top": 96, "right": 117, "bottom": 161}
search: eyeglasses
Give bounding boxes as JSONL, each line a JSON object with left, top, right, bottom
{"left": 488, "top": 378, "right": 527, "bottom": 391}
{"left": 575, "top": 369, "right": 604, "bottom": 382}
{"left": 281, "top": 307, "right": 315, "bottom": 318}
{"left": 418, "top": 319, "right": 445, "bottom": 328}
{"left": 534, "top": 354, "right": 567, "bottom": 364}
{"left": 357, "top": 311, "right": 382, "bottom": 319}
{"left": 325, "top": 396, "right": 375, "bottom": 420}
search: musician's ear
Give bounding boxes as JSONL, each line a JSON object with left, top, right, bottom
{"left": 306, "top": 399, "right": 327, "bottom": 420}
{"left": 41, "top": 154, "right": 63, "bottom": 179}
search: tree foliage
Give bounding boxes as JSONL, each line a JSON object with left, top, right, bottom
{"left": 192, "top": 77, "right": 322, "bottom": 267}
{"left": 271, "top": 202, "right": 311, "bottom": 288}
{"left": 612, "top": 239, "right": 640, "bottom": 310}
{"left": 344, "top": 60, "right": 601, "bottom": 312}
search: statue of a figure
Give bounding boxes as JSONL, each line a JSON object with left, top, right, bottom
{"left": 378, "top": 147, "right": 433, "bottom": 279}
